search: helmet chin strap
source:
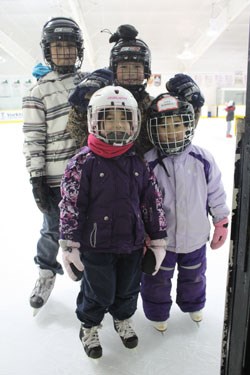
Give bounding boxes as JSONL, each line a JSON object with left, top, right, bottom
{"left": 52, "top": 64, "right": 77, "bottom": 74}
{"left": 106, "top": 131, "right": 130, "bottom": 145}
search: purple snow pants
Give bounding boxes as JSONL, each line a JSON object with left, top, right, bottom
{"left": 140, "top": 246, "right": 207, "bottom": 322}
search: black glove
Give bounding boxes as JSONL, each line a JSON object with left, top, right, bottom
{"left": 166, "top": 74, "right": 205, "bottom": 108}
{"left": 68, "top": 68, "right": 114, "bottom": 112}
{"left": 30, "top": 176, "right": 50, "bottom": 214}
{"left": 141, "top": 248, "right": 156, "bottom": 275}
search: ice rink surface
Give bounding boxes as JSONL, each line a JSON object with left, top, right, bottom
{"left": 0, "top": 118, "right": 236, "bottom": 375}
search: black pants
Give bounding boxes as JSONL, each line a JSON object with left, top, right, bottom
{"left": 76, "top": 249, "right": 143, "bottom": 327}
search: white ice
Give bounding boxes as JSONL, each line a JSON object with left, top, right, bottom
{"left": 0, "top": 118, "right": 236, "bottom": 375}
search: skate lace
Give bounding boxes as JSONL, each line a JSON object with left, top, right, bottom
{"left": 114, "top": 319, "right": 135, "bottom": 339}
{"left": 83, "top": 325, "right": 101, "bottom": 349}
{"left": 33, "top": 276, "right": 55, "bottom": 296}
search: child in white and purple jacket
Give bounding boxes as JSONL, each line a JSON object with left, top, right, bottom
{"left": 140, "top": 92, "right": 230, "bottom": 332}
{"left": 59, "top": 86, "right": 167, "bottom": 358}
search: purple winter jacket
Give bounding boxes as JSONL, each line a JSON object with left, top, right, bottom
{"left": 59, "top": 147, "right": 167, "bottom": 254}
{"left": 145, "top": 144, "right": 230, "bottom": 254}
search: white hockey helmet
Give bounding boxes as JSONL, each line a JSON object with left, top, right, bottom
{"left": 88, "top": 85, "right": 141, "bottom": 146}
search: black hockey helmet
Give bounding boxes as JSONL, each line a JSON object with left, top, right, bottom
{"left": 109, "top": 24, "right": 151, "bottom": 80}
{"left": 40, "top": 17, "right": 84, "bottom": 72}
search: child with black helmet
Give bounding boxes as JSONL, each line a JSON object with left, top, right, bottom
{"left": 66, "top": 24, "right": 154, "bottom": 154}
{"left": 23, "top": 17, "right": 88, "bottom": 313}
{"left": 66, "top": 24, "right": 205, "bottom": 157}
{"left": 108, "top": 24, "right": 151, "bottom": 98}
{"left": 140, "top": 92, "right": 230, "bottom": 332}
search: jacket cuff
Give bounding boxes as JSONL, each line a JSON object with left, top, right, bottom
{"left": 30, "top": 170, "right": 46, "bottom": 178}
{"left": 59, "top": 239, "right": 80, "bottom": 251}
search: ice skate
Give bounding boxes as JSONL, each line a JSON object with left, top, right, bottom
{"left": 29, "top": 269, "right": 56, "bottom": 314}
{"left": 189, "top": 310, "right": 203, "bottom": 325}
{"left": 151, "top": 320, "right": 168, "bottom": 333}
{"left": 113, "top": 319, "right": 138, "bottom": 349}
{"left": 79, "top": 324, "right": 102, "bottom": 359}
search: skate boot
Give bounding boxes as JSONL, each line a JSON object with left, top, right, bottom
{"left": 29, "top": 269, "right": 56, "bottom": 309}
{"left": 113, "top": 319, "right": 138, "bottom": 349}
{"left": 151, "top": 320, "right": 168, "bottom": 332}
{"left": 189, "top": 310, "right": 203, "bottom": 323}
{"left": 79, "top": 324, "right": 102, "bottom": 359}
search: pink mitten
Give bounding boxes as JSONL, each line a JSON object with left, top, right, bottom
{"left": 210, "top": 218, "right": 229, "bottom": 250}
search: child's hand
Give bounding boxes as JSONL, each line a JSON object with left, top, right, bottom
{"left": 68, "top": 68, "right": 114, "bottom": 111}
{"left": 59, "top": 240, "right": 84, "bottom": 281}
{"left": 210, "top": 218, "right": 229, "bottom": 250}
{"left": 150, "top": 246, "right": 166, "bottom": 276}
{"left": 142, "top": 238, "right": 167, "bottom": 276}
{"left": 166, "top": 74, "right": 205, "bottom": 108}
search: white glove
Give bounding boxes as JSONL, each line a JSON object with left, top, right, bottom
{"left": 149, "top": 238, "right": 167, "bottom": 276}
{"left": 59, "top": 240, "right": 84, "bottom": 281}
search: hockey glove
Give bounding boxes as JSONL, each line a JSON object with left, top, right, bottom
{"left": 32, "top": 63, "right": 52, "bottom": 79}
{"left": 142, "top": 238, "right": 167, "bottom": 276}
{"left": 166, "top": 74, "right": 205, "bottom": 108}
{"left": 68, "top": 68, "right": 114, "bottom": 111}
{"left": 210, "top": 218, "right": 229, "bottom": 250}
{"left": 30, "top": 176, "right": 51, "bottom": 214}
{"left": 59, "top": 240, "right": 84, "bottom": 281}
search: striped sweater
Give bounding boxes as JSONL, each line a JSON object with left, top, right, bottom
{"left": 22, "top": 70, "right": 86, "bottom": 187}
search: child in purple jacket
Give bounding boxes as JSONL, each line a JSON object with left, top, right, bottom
{"left": 59, "top": 85, "right": 167, "bottom": 358}
{"left": 140, "top": 92, "right": 230, "bottom": 332}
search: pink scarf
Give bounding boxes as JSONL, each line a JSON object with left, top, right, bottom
{"left": 87, "top": 134, "right": 133, "bottom": 158}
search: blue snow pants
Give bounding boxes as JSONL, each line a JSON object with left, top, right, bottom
{"left": 76, "top": 249, "right": 143, "bottom": 327}
{"left": 34, "top": 187, "right": 63, "bottom": 275}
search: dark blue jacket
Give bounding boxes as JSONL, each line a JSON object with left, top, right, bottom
{"left": 59, "top": 147, "right": 167, "bottom": 254}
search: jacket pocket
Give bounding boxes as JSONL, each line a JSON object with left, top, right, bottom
{"left": 82, "top": 215, "right": 112, "bottom": 248}
{"left": 134, "top": 211, "right": 145, "bottom": 246}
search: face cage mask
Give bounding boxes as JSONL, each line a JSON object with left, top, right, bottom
{"left": 115, "top": 61, "right": 146, "bottom": 88}
{"left": 113, "top": 58, "right": 150, "bottom": 80}
{"left": 147, "top": 114, "right": 195, "bottom": 155}
{"left": 110, "top": 42, "right": 151, "bottom": 80}
{"left": 43, "top": 43, "right": 82, "bottom": 73}
{"left": 88, "top": 106, "right": 141, "bottom": 146}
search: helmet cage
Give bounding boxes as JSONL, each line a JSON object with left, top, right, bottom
{"left": 110, "top": 39, "right": 151, "bottom": 80}
{"left": 88, "top": 86, "right": 141, "bottom": 146}
{"left": 147, "top": 94, "right": 195, "bottom": 155}
{"left": 88, "top": 106, "right": 140, "bottom": 146}
{"left": 40, "top": 17, "right": 84, "bottom": 72}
